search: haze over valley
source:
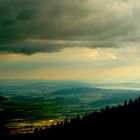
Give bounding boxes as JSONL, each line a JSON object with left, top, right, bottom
{"left": 0, "top": 80, "right": 140, "bottom": 135}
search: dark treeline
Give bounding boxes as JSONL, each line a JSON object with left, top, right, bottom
{"left": 2, "top": 96, "right": 140, "bottom": 139}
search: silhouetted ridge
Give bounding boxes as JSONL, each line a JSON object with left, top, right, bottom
{"left": 3, "top": 96, "right": 140, "bottom": 139}
{"left": 0, "top": 96, "right": 8, "bottom": 102}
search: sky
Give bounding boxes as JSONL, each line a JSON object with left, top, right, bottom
{"left": 0, "top": 0, "right": 140, "bottom": 82}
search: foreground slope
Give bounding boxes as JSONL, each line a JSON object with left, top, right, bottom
{"left": 3, "top": 96, "right": 140, "bottom": 139}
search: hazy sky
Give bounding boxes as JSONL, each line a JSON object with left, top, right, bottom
{"left": 0, "top": 0, "right": 140, "bottom": 82}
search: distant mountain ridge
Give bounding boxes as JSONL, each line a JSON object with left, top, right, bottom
{"left": 52, "top": 87, "right": 102, "bottom": 95}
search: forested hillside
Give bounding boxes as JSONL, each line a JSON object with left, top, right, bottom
{"left": 3, "top": 96, "right": 140, "bottom": 139}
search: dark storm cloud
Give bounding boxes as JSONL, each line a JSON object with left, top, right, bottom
{"left": 0, "top": 39, "right": 119, "bottom": 55}
{"left": 0, "top": 0, "right": 140, "bottom": 54}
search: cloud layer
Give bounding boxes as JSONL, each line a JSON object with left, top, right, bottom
{"left": 0, "top": 0, "right": 140, "bottom": 54}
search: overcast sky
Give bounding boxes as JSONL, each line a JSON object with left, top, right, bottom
{"left": 0, "top": 0, "right": 140, "bottom": 82}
